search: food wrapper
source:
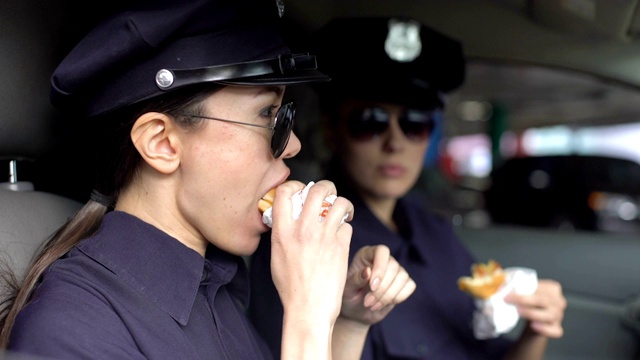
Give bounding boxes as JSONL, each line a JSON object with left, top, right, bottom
{"left": 471, "top": 267, "right": 538, "bottom": 339}
{"left": 262, "top": 181, "right": 347, "bottom": 228}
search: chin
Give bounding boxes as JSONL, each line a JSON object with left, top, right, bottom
{"left": 234, "top": 240, "right": 260, "bottom": 257}
{"left": 376, "top": 181, "right": 412, "bottom": 198}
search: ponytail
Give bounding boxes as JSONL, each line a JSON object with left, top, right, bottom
{"left": 0, "top": 200, "right": 108, "bottom": 347}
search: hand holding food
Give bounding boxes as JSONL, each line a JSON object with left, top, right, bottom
{"left": 260, "top": 181, "right": 349, "bottom": 227}
{"left": 505, "top": 279, "right": 566, "bottom": 338}
{"left": 267, "top": 181, "right": 355, "bottom": 331}
{"left": 458, "top": 259, "right": 539, "bottom": 339}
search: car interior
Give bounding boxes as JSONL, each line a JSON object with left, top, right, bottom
{"left": 280, "top": 2, "right": 640, "bottom": 358}
{"left": 2, "top": 0, "right": 640, "bottom": 359}
{"left": 0, "top": 1, "right": 84, "bottom": 287}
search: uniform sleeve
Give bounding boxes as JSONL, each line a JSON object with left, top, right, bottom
{"left": 247, "top": 231, "right": 284, "bottom": 359}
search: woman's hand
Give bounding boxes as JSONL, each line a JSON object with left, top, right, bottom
{"left": 269, "top": 180, "right": 355, "bottom": 329}
{"left": 340, "top": 245, "right": 416, "bottom": 325}
{"left": 330, "top": 245, "right": 416, "bottom": 360}
{"left": 506, "top": 279, "right": 566, "bottom": 338}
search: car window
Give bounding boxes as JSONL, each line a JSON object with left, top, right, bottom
{"left": 416, "top": 60, "right": 640, "bottom": 234}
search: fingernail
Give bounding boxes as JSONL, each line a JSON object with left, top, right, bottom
{"left": 371, "top": 277, "right": 380, "bottom": 291}
{"left": 530, "top": 321, "right": 543, "bottom": 331}
{"left": 364, "top": 293, "right": 376, "bottom": 307}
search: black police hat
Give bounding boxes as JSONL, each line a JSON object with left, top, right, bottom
{"left": 50, "top": 0, "right": 329, "bottom": 118}
{"left": 312, "top": 16, "right": 465, "bottom": 109}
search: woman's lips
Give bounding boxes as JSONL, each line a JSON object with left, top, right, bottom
{"left": 379, "top": 164, "right": 407, "bottom": 177}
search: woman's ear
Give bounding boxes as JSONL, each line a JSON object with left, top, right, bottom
{"left": 130, "top": 112, "right": 181, "bottom": 174}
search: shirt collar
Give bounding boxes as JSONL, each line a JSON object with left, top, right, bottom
{"left": 77, "top": 211, "right": 245, "bottom": 325}
{"left": 349, "top": 193, "right": 430, "bottom": 264}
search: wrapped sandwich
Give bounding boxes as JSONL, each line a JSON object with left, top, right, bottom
{"left": 458, "top": 260, "right": 538, "bottom": 339}
{"left": 458, "top": 259, "right": 506, "bottom": 300}
{"left": 259, "top": 181, "right": 346, "bottom": 228}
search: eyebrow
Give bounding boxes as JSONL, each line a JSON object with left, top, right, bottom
{"left": 254, "top": 85, "right": 285, "bottom": 98}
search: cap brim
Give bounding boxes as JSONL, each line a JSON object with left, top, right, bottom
{"left": 317, "top": 77, "right": 443, "bottom": 109}
{"left": 220, "top": 69, "right": 330, "bottom": 86}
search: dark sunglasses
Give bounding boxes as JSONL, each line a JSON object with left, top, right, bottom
{"left": 178, "top": 101, "right": 296, "bottom": 158}
{"left": 346, "top": 107, "right": 437, "bottom": 141}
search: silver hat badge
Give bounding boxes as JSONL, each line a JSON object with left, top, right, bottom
{"left": 384, "top": 18, "right": 422, "bottom": 62}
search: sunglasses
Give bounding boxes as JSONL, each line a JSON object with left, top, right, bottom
{"left": 178, "top": 101, "right": 296, "bottom": 158}
{"left": 346, "top": 107, "right": 437, "bottom": 142}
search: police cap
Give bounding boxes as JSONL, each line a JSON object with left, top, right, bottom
{"left": 51, "top": 0, "right": 329, "bottom": 118}
{"left": 312, "top": 16, "right": 465, "bottom": 109}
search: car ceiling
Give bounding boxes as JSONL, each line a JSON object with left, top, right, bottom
{"left": 5, "top": 0, "right": 640, "bottom": 145}
{"left": 286, "top": 0, "right": 640, "bottom": 136}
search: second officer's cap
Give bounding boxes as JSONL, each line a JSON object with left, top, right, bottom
{"left": 312, "top": 16, "right": 465, "bottom": 108}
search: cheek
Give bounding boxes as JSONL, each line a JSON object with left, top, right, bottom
{"left": 181, "top": 134, "right": 268, "bottom": 206}
{"left": 179, "top": 140, "right": 269, "bottom": 242}
{"left": 406, "top": 142, "right": 429, "bottom": 178}
{"left": 202, "top": 145, "right": 268, "bottom": 193}
{"left": 341, "top": 142, "right": 377, "bottom": 178}
{"left": 178, "top": 144, "right": 226, "bottom": 222}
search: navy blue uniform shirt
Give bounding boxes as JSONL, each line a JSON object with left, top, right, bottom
{"left": 249, "top": 186, "right": 514, "bottom": 359}
{"left": 9, "top": 211, "right": 272, "bottom": 360}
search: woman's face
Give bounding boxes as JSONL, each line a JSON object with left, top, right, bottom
{"left": 177, "top": 85, "right": 298, "bottom": 256}
{"left": 332, "top": 99, "right": 432, "bottom": 202}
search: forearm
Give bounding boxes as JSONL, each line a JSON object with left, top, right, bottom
{"left": 280, "top": 312, "right": 333, "bottom": 360}
{"left": 331, "top": 316, "right": 370, "bottom": 360}
{"left": 503, "top": 326, "right": 548, "bottom": 360}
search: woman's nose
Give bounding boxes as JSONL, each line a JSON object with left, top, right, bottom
{"left": 381, "top": 115, "right": 406, "bottom": 152}
{"left": 281, "top": 131, "right": 302, "bottom": 159}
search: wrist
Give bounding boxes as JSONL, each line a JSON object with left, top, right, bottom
{"left": 281, "top": 311, "right": 333, "bottom": 360}
{"left": 335, "top": 315, "right": 371, "bottom": 336}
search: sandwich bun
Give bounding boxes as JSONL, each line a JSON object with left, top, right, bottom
{"left": 258, "top": 188, "right": 277, "bottom": 214}
{"left": 457, "top": 259, "right": 506, "bottom": 299}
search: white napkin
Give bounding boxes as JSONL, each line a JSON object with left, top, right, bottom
{"left": 472, "top": 267, "right": 538, "bottom": 339}
{"left": 262, "top": 181, "right": 346, "bottom": 228}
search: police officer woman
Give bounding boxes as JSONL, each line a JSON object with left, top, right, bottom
{"left": 250, "top": 16, "right": 566, "bottom": 360}
{"left": 0, "top": 2, "right": 416, "bottom": 359}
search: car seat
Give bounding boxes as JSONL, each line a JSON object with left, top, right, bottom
{"left": 0, "top": 0, "right": 83, "bottom": 283}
